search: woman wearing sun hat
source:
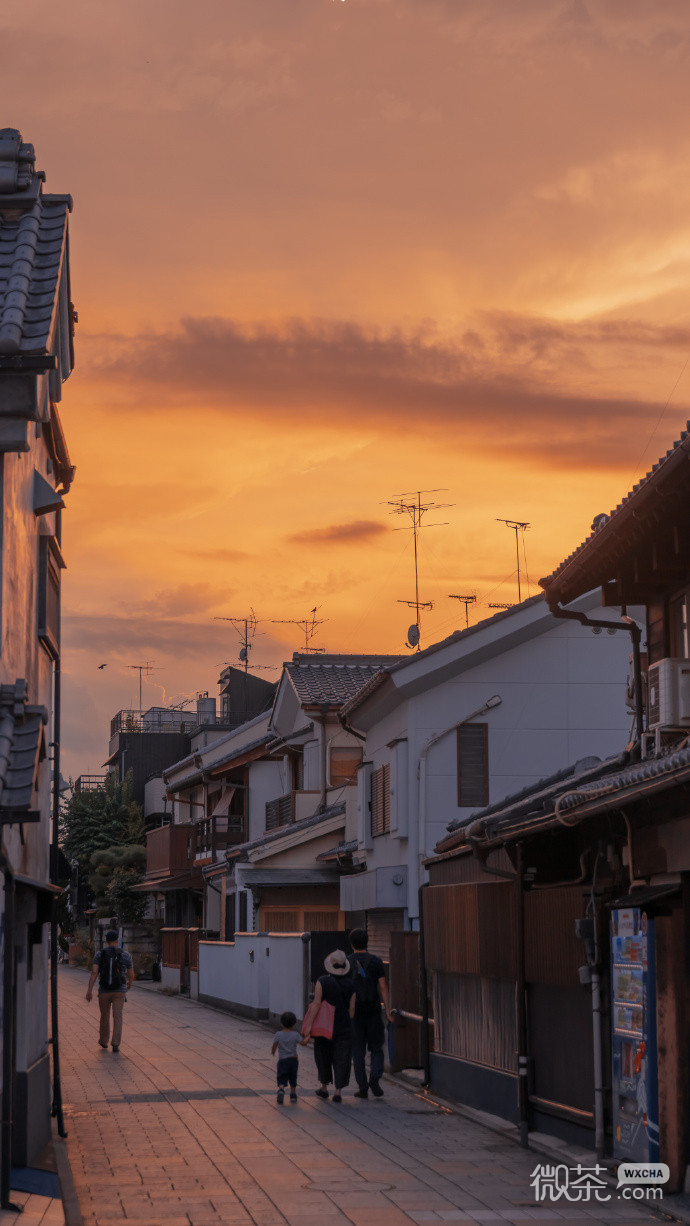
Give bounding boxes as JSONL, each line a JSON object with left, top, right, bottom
{"left": 303, "top": 950, "right": 355, "bottom": 1102}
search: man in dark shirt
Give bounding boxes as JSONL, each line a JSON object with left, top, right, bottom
{"left": 348, "top": 928, "right": 393, "bottom": 1098}
{"left": 86, "top": 930, "right": 134, "bottom": 1052}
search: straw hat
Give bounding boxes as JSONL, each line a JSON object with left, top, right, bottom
{"left": 324, "top": 950, "right": 350, "bottom": 976}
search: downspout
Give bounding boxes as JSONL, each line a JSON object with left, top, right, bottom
{"left": 50, "top": 655, "right": 67, "bottom": 1138}
{"left": 317, "top": 706, "right": 329, "bottom": 811}
{"left": 0, "top": 846, "right": 18, "bottom": 1211}
{"left": 546, "top": 598, "right": 644, "bottom": 750}
{"left": 515, "top": 843, "right": 529, "bottom": 1147}
{"left": 418, "top": 882, "right": 431, "bottom": 1087}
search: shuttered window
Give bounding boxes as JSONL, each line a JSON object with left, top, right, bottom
{"left": 457, "top": 723, "right": 489, "bottom": 807}
{"left": 371, "top": 763, "right": 390, "bottom": 836}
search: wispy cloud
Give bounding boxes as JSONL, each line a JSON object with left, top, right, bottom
{"left": 287, "top": 520, "right": 388, "bottom": 545}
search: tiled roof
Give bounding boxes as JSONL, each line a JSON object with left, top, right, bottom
{"left": 286, "top": 654, "right": 402, "bottom": 707}
{"left": 0, "top": 128, "right": 71, "bottom": 357}
{"left": 0, "top": 680, "right": 47, "bottom": 822}
{"left": 540, "top": 422, "right": 690, "bottom": 596}
{"left": 225, "top": 802, "right": 346, "bottom": 861}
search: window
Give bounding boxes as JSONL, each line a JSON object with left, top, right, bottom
{"left": 330, "top": 746, "right": 363, "bottom": 787}
{"left": 37, "top": 536, "right": 61, "bottom": 658}
{"left": 371, "top": 763, "right": 390, "bottom": 836}
{"left": 238, "top": 891, "right": 248, "bottom": 933}
{"left": 457, "top": 723, "right": 489, "bottom": 807}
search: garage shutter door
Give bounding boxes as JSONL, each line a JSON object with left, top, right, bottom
{"left": 366, "top": 909, "right": 405, "bottom": 961}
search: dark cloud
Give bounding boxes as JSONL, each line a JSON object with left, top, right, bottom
{"left": 62, "top": 613, "right": 232, "bottom": 660}
{"left": 83, "top": 315, "right": 690, "bottom": 468}
{"left": 287, "top": 520, "right": 388, "bottom": 545}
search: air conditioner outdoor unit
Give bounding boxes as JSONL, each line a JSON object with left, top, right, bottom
{"left": 647, "top": 658, "right": 690, "bottom": 731}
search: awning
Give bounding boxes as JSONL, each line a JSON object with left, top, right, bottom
{"left": 211, "top": 786, "right": 236, "bottom": 818}
{"left": 611, "top": 884, "right": 680, "bottom": 909}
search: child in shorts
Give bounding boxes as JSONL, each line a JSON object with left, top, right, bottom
{"left": 271, "top": 1010, "right": 305, "bottom": 1104}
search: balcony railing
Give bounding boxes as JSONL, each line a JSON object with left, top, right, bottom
{"left": 195, "top": 814, "right": 246, "bottom": 858}
{"left": 266, "top": 791, "right": 296, "bottom": 831}
{"left": 146, "top": 823, "right": 196, "bottom": 875}
{"left": 74, "top": 774, "right": 107, "bottom": 792}
{"left": 110, "top": 709, "right": 198, "bottom": 738}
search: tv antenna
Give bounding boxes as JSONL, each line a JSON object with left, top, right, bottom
{"left": 496, "top": 519, "right": 531, "bottom": 603}
{"left": 127, "top": 661, "right": 160, "bottom": 715}
{"left": 388, "top": 488, "right": 454, "bottom": 649}
{"left": 214, "top": 609, "right": 261, "bottom": 675}
{"left": 270, "top": 606, "right": 327, "bottom": 654}
{"left": 488, "top": 602, "right": 514, "bottom": 610}
{"left": 448, "top": 593, "right": 476, "bottom": 629}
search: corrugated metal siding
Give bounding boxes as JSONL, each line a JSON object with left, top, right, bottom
{"left": 424, "top": 883, "right": 517, "bottom": 978}
{"left": 434, "top": 971, "right": 516, "bottom": 1071}
{"left": 366, "top": 908, "right": 404, "bottom": 960}
{"left": 525, "top": 887, "right": 586, "bottom": 988}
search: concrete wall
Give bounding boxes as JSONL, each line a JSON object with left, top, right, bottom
{"left": 198, "top": 933, "right": 308, "bottom": 1025}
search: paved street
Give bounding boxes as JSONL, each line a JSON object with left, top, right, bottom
{"left": 57, "top": 967, "right": 662, "bottom": 1226}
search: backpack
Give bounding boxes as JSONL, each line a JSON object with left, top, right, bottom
{"left": 350, "top": 953, "right": 380, "bottom": 1011}
{"left": 98, "top": 946, "right": 124, "bottom": 992}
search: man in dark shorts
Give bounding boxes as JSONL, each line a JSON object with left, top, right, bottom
{"left": 348, "top": 928, "right": 393, "bottom": 1098}
{"left": 86, "top": 930, "right": 134, "bottom": 1052}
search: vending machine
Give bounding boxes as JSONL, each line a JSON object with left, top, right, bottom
{"left": 611, "top": 907, "right": 659, "bottom": 1161}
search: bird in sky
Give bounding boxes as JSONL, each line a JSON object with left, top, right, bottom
{"left": 98, "top": 663, "right": 107, "bottom": 670}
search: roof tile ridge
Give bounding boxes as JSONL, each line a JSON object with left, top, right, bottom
{"left": 0, "top": 201, "right": 41, "bottom": 353}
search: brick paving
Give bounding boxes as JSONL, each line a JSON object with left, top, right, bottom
{"left": 57, "top": 967, "right": 662, "bottom": 1226}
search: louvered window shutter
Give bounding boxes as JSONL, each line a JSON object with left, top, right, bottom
{"left": 457, "top": 723, "right": 489, "bottom": 807}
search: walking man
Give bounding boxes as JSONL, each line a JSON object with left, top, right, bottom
{"left": 86, "top": 930, "right": 134, "bottom": 1052}
{"left": 348, "top": 928, "right": 393, "bottom": 1098}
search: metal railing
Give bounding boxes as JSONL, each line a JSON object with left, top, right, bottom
{"left": 74, "top": 774, "right": 107, "bottom": 792}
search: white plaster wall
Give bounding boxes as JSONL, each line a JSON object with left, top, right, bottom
{"left": 349, "top": 604, "right": 640, "bottom": 918}
{"left": 247, "top": 759, "right": 285, "bottom": 840}
{"left": 266, "top": 936, "right": 308, "bottom": 1021}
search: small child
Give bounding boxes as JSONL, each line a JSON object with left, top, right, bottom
{"left": 271, "top": 1010, "right": 305, "bottom": 1104}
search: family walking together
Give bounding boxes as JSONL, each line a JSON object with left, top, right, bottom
{"left": 273, "top": 928, "right": 393, "bottom": 1104}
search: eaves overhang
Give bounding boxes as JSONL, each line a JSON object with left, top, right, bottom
{"left": 541, "top": 423, "right": 690, "bottom": 607}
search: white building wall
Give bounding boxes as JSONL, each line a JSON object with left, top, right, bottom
{"left": 347, "top": 605, "right": 640, "bottom": 922}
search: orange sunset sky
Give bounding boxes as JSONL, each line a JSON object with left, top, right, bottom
{"left": 5, "top": 0, "right": 690, "bottom": 779}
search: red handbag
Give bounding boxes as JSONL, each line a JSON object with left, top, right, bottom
{"left": 301, "top": 999, "right": 335, "bottom": 1040}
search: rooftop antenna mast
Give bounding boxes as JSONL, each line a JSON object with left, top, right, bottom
{"left": 127, "top": 662, "right": 158, "bottom": 716}
{"left": 388, "top": 488, "right": 454, "bottom": 649}
{"left": 270, "top": 606, "right": 328, "bottom": 654}
{"left": 214, "top": 609, "right": 260, "bottom": 676}
{"left": 496, "top": 519, "right": 531, "bottom": 603}
{"left": 448, "top": 593, "right": 476, "bottom": 629}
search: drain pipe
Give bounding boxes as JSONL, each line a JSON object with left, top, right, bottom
{"left": 418, "top": 883, "right": 431, "bottom": 1087}
{"left": 546, "top": 599, "right": 644, "bottom": 748}
{"left": 515, "top": 843, "right": 530, "bottom": 1147}
{"left": 0, "top": 847, "right": 18, "bottom": 1212}
{"left": 50, "top": 655, "right": 67, "bottom": 1138}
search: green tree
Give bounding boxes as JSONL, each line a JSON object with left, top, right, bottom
{"left": 60, "top": 771, "right": 145, "bottom": 874}
{"left": 89, "top": 844, "right": 148, "bottom": 925}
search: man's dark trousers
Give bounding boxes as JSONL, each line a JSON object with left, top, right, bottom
{"left": 352, "top": 1008, "right": 385, "bottom": 1091}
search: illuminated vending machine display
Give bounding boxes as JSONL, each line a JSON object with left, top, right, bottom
{"left": 611, "top": 907, "right": 659, "bottom": 1161}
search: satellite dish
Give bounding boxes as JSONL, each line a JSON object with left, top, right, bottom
{"left": 407, "top": 624, "right": 420, "bottom": 647}
{"left": 239, "top": 647, "right": 248, "bottom": 662}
